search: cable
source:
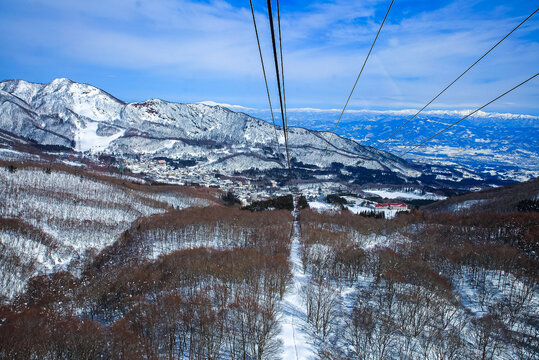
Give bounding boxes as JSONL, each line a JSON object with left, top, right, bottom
{"left": 401, "top": 72, "right": 538, "bottom": 156}
{"left": 249, "top": 0, "right": 284, "bottom": 165}
{"left": 277, "top": 0, "right": 289, "bottom": 153}
{"left": 324, "top": 0, "right": 395, "bottom": 152}
{"left": 267, "top": 0, "right": 291, "bottom": 169}
{"left": 378, "top": 7, "right": 539, "bottom": 149}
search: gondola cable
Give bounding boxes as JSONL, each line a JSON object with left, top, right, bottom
{"left": 378, "top": 7, "right": 538, "bottom": 150}
{"left": 248, "top": 0, "right": 284, "bottom": 165}
{"left": 324, "top": 0, "right": 395, "bottom": 154}
{"left": 277, "top": 0, "right": 290, "bottom": 158}
{"left": 401, "top": 72, "right": 539, "bottom": 156}
{"left": 267, "top": 0, "right": 291, "bottom": 169}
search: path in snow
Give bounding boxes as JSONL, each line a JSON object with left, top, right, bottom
{"left": 276, "top": 205, "right": 316, "bottom": 360}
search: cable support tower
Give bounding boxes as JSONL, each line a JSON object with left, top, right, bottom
{"left": 324, "top": 0, "right": 395, "bottom": 154}
{"left": 267, "top": 0, "right": 291, "bottom": 169}
{"left": 401, "top": 72, "right": 538, "bottom": 156}
{"left": 249, "top": 0, "right": 284, "bottom": 165}
{"left": 378, "top": 7, "right": 538, "bottom": 150}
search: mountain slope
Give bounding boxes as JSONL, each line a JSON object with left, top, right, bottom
{"left": 421, "top": 177, "right": 539, "bottom": 214}
{"left": 0, "top": 78, "right": 516, "bottom": 190}
{"left": 0, "top": 160, "right": 214, "bottom": 301}
{"left": 0, "top": 79, "right": 423, "bottom": 179}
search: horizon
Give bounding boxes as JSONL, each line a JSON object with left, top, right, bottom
{"left": 4, "top": 77, "right": 539, "bottom": 121}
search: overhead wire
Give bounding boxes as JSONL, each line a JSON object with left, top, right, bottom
{"left": 401, "top": 72, "right": 539, "bottom": 156}
{"left": 248, "top": 0, "right": 284, "bottom": 164}
{"left": 378, "top": 7, "right": 539, "bottom": 150}
{"left": 267, "top": 0, "right": 291, "bottom": 169}
{"left": 324, "top": 0, "right": 395, "bottom": 153}
{"left": 276, "top": 0, "right": 289, "bottom": 158}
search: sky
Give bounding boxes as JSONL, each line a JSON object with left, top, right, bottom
{"left": 0, "top": 0, "right": 538, "bottom": 115}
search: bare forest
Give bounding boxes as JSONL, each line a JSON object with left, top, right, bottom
{"left": 0, "top": 161, "right": 538, "bottom": 359}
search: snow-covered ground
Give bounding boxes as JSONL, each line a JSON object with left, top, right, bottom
{"left": 363, "top": 189, "right": 446, "bottom": 200}
{"left": 309, "top": 199, "right": 407, "bottom": 219}
{"left": 345, "top": 203, "right": 375, "bottom": 214}
{"left": 277, "top": 207, "right": 316, "bottom": 359}
{"left": 77, "top": 121, "right": 125, "bottom": 152}
{"left": 308, "top": 201, "right": 339, "bottom": 213}
{"left": 346, "top": 202, "right": 402, "bottom": 219}
{"left": 449, "top": 199, "right": 487, "bottom": 212}
{"left": 0, "top": 165, "right": 210, "bottom": 300}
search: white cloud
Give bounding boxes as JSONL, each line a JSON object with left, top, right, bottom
{"left": 1, "top": 0, "right": 261, "bottom": 76}
{"left": 1, "top": 0, "right": 537, "bottom": 113}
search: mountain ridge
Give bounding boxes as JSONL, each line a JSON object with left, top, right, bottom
{"left": 0, "top": 78, "right": 519, "bottom": 190}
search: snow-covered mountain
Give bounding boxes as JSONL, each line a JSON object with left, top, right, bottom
{"left": 0, "top": 78, "right": 518, "bottom": 189}
{"left": 0, "top": 79, "right": 420, "bottom": 174}
{"left": 263, "top": 108, "right": 539, "bottom": 181}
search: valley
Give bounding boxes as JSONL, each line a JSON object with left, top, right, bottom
{"left": 0, "top": 79, "right": 537, "bottom": 359}
{"left": 0, "top": 158, "right": 537, "bottom": 358}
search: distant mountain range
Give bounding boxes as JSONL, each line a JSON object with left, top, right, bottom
{"left": 246, "top": 107, "right": 539, "bottom": 182}
{"left": 0, "top": 78, "right": 530, "bottom": 190}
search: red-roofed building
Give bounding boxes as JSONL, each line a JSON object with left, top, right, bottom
{"left": 374, "top": 203, "right": 409, "bottom": 218}
{"left": 374, "top": 203, "right": 408, "bottom": 211}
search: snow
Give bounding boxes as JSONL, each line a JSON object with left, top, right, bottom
{"left": 197, "top": 100, "right": 254, "bottom": 111}
{"left": 0, "top": 148, "right": 39, "bottom": 161}
{"left": 277, "top": 208, "right": 316, "bottom": 360}
{"left": 282, "top": 107, "right": 539, "bottom": 120}
{"left": 308, "top": 201, "right": 339, "bottom": 213}
{"left": 346, "top": 203, "right": 375, "bottom": 214}
{"left": 0, "top": 166, "right": 209, "bottom": 300}
{"left": 449, "top": 199, "right": 487, "bottom": 212}
{"left": 363, "top": 189, "right": 446, "bottom": 200}
{"left": 383, "top": 209, "right": 400, "bottom": 219}
{"left": 61, "top": 160, "right": 84, "bottom": 167}
{"left": 77, "top": 122, "right": 125, "bottom": 152}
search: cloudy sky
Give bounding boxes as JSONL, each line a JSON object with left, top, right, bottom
{"left": 1, "top": 0, "right": 538, "bottom": 115}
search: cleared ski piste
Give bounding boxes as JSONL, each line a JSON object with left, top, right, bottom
{"left": 276, "top": 208, "right": 317, "bottom": 360}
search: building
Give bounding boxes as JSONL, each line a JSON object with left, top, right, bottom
{"left": 373, "top": 203, "right": 409, "bottom": 218}
{"left": 375, "top": 203, "right": 408, "bottom": 211}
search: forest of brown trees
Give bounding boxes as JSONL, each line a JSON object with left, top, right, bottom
{"left": 1, "top": 161, "right": 537, "bottom": 359}
{"left": 1, "top": 206, "right": 293, "bottom": 359}
{"left": 299, "top": 209, "right": 538, "bottom": 359}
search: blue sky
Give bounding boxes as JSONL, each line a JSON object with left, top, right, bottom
{"left": 1, "top": 0, "right": 538, "bottom": 114}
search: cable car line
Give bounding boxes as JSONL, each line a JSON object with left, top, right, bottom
{"left": 401, "top": 72, "right": 539, "bottom": 156}
{"left": 324, "top": 0, "right": 395, "bottom": 153}
{"left": 378, "top": 7, "right": 539, "bottom": 150}
{"left": 277, "top": 0, "right": 290, "bottom": 161}
{"left": 248, "top": 0, "right": 284, "bottom": 165}
{"left": 267, "top": 0, "right": 291, "bottom": 170}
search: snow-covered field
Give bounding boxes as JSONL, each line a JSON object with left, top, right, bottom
{"left": 363, "top": 188, "right": 446, "bottom": 200}
{"left": 308, "top": 201, "right": 339, "bottom": 213}
{"left": 77, "top": 121, "right": 125, "bottom": 152}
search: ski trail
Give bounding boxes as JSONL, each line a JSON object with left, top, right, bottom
{"left": 277, "top": 202, "right": 316, "bottom": 359}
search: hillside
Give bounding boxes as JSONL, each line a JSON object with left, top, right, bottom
{"left": 1, "top": 184, "right": 537, "bottom": 359}
{"left": 422, "top": 177, "right": 539, "bottom": 214}
{"left": 0, "top": 160, "right": 217, "bottom": 301}
{"left": 0, "top": 78, "right": 515, "bottom": 191}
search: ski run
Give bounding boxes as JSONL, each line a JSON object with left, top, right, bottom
{"left": 277, "top": 201, "right": 317, "bottom": 359}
